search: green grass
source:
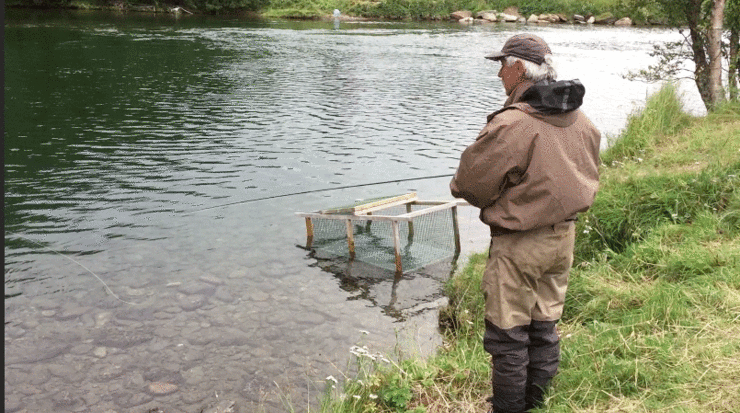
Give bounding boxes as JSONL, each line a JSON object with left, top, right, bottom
{"left": 261, "top": 0, "right": 661, "bottom": 21}
{"left": 303, "top": 84, "right": 740, "bottom": 413}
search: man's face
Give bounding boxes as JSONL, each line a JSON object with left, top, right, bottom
{"left": 498, "top": 59, "right": 525, "bottom": 96}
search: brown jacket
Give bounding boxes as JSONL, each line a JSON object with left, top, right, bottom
{"left": 450, "top": 80, "right": 601, "bottom": 234}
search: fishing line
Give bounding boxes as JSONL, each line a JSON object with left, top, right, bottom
{"left": 8, "top": 232, "right": 139, "bottom": 306}
{"left": 186, "top": 173, "right": 455, "bottom": 214}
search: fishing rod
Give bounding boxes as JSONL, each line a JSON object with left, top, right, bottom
{"left": 187, "top": 173, "right": 455, "bottom": 214}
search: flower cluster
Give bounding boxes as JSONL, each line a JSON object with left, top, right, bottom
{"left": 349, "top": 345, "right": 391, "bottom": 364}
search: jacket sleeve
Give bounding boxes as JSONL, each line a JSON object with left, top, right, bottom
{"left": 450, "top": 115, "right": 530, "bottom": 209}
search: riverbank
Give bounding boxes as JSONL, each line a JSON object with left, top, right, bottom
{"left": 5, "top": 0, "right": 666, "bottom": 24}
{"left": 310, "top": 85, "right": 740, "bottom": 412}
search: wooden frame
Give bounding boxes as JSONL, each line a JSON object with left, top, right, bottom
{"left": 297, "top": 193, "right": 466, "bottom": 275}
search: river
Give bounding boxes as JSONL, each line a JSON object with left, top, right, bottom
{"left": 4, "top": 9, "right": 704, "bottom": 412}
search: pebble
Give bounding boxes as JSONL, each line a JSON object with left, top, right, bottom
{"left": 199, "top": 275, "right": 225, "bottom": 285}
{"left": 94, "top": 347, "right": 107, "bottom": 358}
{"left": 147, "top": 381, "right": 179, "bottom": 395}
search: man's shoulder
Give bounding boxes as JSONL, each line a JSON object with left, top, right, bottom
{"left": 487, "top": 105, "right": 533, "bottom": 125}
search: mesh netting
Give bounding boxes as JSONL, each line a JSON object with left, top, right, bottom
{"left": 310, "top": 204, "right": 457, "bottom": 273}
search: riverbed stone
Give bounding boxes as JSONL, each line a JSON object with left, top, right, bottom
{"left": 199, "top": 275, "right": 225, "bottom": 285}
{"left": 214, "top": 286, "right": 236, "bottom": 303}
{"left": 57, "top": 303, "right": 89, "bottom": 321}
{"left": 94, "top": 327, "right": 152, "bottom": 349}
{"left": 147, "top": 381, "right": 179, "bottom": 396}
{"left": 178, "top": 281, "right": 217, "bottom": 296}
{"left": 52, "top": 390, "right": 79, "bottom": 408}
{"left": 93, "top": 346, "right": 108, "bottom": 358}
{"left": 181, "top": 389, "right": 210, "bottom": 404}
{"left": 202, "top": 400, "right": 236, "bottom": 413}
{"left": 113, "top": 391, "right": 153, "bottom": 408}
{"left": 4, "top": 394, "right": 24, "bottom": 412}
{"left": 615, "top": 17, "right": 632, "bottom": 26}
{"left": 179, "top": 295, "right": 207, "bottom": 311}
{"left": 5, "top": 339, "right": 70, "bottom": 365}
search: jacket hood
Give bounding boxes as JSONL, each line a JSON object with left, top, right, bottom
{"left": 520, "top": 79, "right": 585, "bottom": 114}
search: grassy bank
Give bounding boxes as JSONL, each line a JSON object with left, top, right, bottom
{"left": 261, "top": 0, "right": 660, "bottom": 22}
{"left": 6, "top": 0, "right": 664, "bottom": 22}
{"left": 307, "top": 84, "right": 740, "bottom": 413}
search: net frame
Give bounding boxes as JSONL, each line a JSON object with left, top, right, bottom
{"left": 296, "top": 193, "right": 464, "bottom": 274}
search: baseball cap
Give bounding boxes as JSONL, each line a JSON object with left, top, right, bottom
{"left": 485, "top": 34, "right": 552, "bottom": 65}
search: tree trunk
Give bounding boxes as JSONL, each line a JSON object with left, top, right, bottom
{"left": 685, "top": 0, "right": 714, "bottom": 109}
{"left": 707, "top": 0, "right": 727, "bottom": 107}
{"left": 730, "top": 28, "right": 739, "bottom": 100}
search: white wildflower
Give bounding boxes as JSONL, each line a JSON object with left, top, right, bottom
{"left": 326, "top": 375, "right": 338, "bottom": 385}
{"left": 359, "top": 330, "right": 370, "bottom": 335}
{"left": 369, "top": 394, "right": 378, "bottom": 399}
{"left": 353, "top": 395, "right": 361, "bottom": 399}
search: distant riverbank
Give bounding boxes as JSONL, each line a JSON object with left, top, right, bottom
{"left": 5, "top": 0, "right": 668, "bottom": 24}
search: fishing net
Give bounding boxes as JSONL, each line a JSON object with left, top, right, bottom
{"left": 298, "top": 194, "right": 462, "bottom": 273}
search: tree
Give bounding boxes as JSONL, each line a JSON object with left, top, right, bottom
{"left": 629, "top": 0, "right": 739, "bottom": 110}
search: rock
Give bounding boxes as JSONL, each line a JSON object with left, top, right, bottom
{"left": 587, "top": 16, "right": 595, "bottom": 24}
{"left": 458, "top": 16, "right": 474, "bottom": 24}
{"left": 450, "top": 10, "right": 472, "bottom": 21}
{"left": 51, "top": 391, "right": 78, "bottom": 408}
{"left": 573, "top": 14, "right": 585, "bottom": 22}
{"left": 177, "top": 281, "right": 216, "bottom": 296}
{"left": 113, "top": 391, "right": 153, "bottom": 408}
{"left": 93, "top": 347, "right": 107, "bottom": 358}
{"left": 179, "top": 295, "right": 206, "bottom": 311}
{"left": 615, "top": 17, "right": 632, "bottom": 26}
{"left": 147, "top": 382, "right": 179, "bottom": 396}
{"left": 557, "top": 13, "right": 568, "bottom": 22}
{"left": 202, "top": 400, "right": 236, "bottom": 413}
{"left": 477, "top": 11, "right": 498, "bottom": 21}
{"left": 502, "top": 6, "right": 519, "bottom": 17}
{"left": 500, "top": 13, "right": 519, "bottom": 22}
{"left": 593, "top": 12, "right": 616, "bottom": 24}
{"left": 198, "top": 275, "right": 225, "bottom": 285}
{"left": 213, "top": 286, "right": 235, "bottom": 303}
{"left": 4, "top": 339, "right": 70, "bottom": 365}
{"left": 4, "top": 394, "right": 24, "bottom": 412}
{"left": 94, "top": 327, "right": 152, "bottom": 349}
{"left": 527, "top": 14, "right": 539, "bottom": 23}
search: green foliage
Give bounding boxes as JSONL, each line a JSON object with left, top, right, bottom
{"left": 601, "top": 84, "right": 694, "bottom": 165}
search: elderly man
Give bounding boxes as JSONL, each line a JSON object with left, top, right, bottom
{"left": 450, "top": 34, "right": 601, "bottom": 413}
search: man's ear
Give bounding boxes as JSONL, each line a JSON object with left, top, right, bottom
{"left": 512, "top": 59, "right": 525, "bottom": 77}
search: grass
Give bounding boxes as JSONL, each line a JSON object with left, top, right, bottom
{"left": 301, "top": 84, "right": 740, "bottom": 413}
{"left": 261, "top": 0, "right": 661, "bottom": 22}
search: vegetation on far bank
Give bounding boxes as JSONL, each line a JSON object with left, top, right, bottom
{"left": 5, "top": 0, "right": 666, "bottom": 22}
{"left": 283, "top": 84, "right": 739, "bottom": 412}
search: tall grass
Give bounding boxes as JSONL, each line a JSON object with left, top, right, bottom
{"left": 309, "top": 85, "right": 740, "bottom": 413}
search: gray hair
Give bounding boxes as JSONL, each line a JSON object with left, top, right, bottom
{"left": 505, "top": 55, "right": 557, "bottom": 82}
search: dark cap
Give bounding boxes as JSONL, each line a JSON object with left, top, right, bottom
{"left": 485, "top": 34, "right": 552, "bottom": 65}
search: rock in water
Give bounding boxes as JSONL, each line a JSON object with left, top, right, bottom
{"left": 147, "top": 382, "right": 178, "bottom": 395}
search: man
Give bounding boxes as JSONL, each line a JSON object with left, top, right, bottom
{"left": 450, "top": 34, "right": 601, "bottom": 413}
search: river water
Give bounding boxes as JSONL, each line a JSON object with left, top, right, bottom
{"left": 4, "top": 9, "right": 704, "bottom": 412}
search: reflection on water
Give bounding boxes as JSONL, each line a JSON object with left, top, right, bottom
{"left": 4, "top": 9, "right": 704, "bottom": 412}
